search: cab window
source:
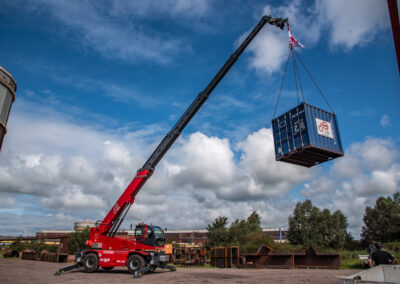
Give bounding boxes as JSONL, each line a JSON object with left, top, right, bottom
{"left": 135, "top": 226, "right": 145, "bottom": 238}
{"left": 153, "top": 227, "right": 164, "bottom": 239}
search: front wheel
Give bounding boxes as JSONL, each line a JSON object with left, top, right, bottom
{"left": 126, "top": 254, "right": 145, "bottom": 274}
{"left": 83, "top": 253, "right": 99, "bottom": 273}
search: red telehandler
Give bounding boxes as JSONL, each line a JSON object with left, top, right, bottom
{"left": 56, "top": 15, "right": 288, "bottom": 278}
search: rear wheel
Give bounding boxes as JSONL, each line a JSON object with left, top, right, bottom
{"left": 126, "top": 254, "right": 145, "bottom": 274}
{"left": 102, "top": 267, "right": 114, "bottom": 271}
{"left": 83, "top": 253, "right": 99, "bottom": 273}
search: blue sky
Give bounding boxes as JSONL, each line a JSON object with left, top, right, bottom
{"left": 0, "top": 0, "right": 399, "bottom": 239}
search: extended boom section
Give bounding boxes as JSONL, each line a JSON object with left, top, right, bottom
{"left": 140, "top": 16, "right": 287, "bottom": 173}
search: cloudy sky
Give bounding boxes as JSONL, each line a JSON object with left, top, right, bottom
{"left": 0, "top": 0, "right": 399, "bottom": 239}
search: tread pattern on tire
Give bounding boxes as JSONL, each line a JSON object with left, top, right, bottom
{"left": 126, "top": 254, "right": 145, "bottom": 274}
{"left": 83, "top": 253, "right": 99, "bottom": 273}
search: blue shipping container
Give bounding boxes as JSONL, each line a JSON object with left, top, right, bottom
{"left": 271, "top": 103, "right": 344, "bottom": 168}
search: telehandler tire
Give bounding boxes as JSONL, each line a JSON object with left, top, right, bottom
{"left": 127, "top": 254, "right": 145, "bottom": 274}
{"left": 83, "top": 253, "right": 99, "bottom": 273}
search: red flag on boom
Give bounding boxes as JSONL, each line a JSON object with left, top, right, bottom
{"left": 287, "top": 22, "right": 304, "bottom": 48}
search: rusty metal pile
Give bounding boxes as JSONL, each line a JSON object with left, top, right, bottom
{"left": 292, "top": 247, "right": 340, "bottom": 269}
{"left": 211, "top": 245, "right": 340, "bottom": 269}
{"left": 38, "top": 250, "right": 58, "bottom": 262}
{"left": 3, "top": 250, "right": 19, "bottom": 258}
{"left": 210, "top": 246, "right": 240, "bottom": 268}
{"left": 238, "top": 245, "right": 293, "bottom": 269}
{"left": 22, "top": 250, "right": 37, "bottom": 260}
{"left": 170, "top": 247, "right": 207, "bottom": 266}
{"left": 21, "top": 249, "right": 72, "bottom": 263}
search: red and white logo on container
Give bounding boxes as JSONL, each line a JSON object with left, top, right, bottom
{"left": 315, "top": 118, "right": 334, "bottom": 139}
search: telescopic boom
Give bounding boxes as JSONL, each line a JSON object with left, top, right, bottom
{"left": 96, "top": 15, "right": 288, "bottom": 237}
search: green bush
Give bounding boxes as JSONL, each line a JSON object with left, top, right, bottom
{"left": 272, "top": 243, "right": 305, "bottom": 253}
{"left": 337, "top": 250, "right": 366, "bottom": 260}
{"left": 9, "top": 238, "right": 26, "bottom": 252}
{"left": 8, "top": 238, "right": 60, "bottom": 253}
{"left": 67, "top": 228, "right": 90, "bottom": 254}
{"left": 240, "top": 231, "right": 274, "bottom": 253}
{"left": 382, "top": 242, "right": 400, "bottom": 260}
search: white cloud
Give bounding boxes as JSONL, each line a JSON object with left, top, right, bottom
{"left": 316, "top": 0, "right": 388, "bottom": 50}
{"left": 301, "top": 177, "right": 336, "bottom": 199}
{"left": 352, "top": 164, "right": 400, "bottom": 197}
{"left": 303, "top": 137, "right": 400, "bottom": 237}
{"left": 380, "top": 114, "right": 392, "bottom": 128}
{"left": 172, "top": 132, "right": 236, "bottom": 188}
{"left": 1, "top": 104, "right": 399, "bottom": 238}
{"left": 0, "top": 106, "right": 400, "bottom": 238}
{"left": 170, "top": 128, "right": 313, "bottom": 201}
{"left": 0, "top": 104, "right": 315, "bottom": 234}
{"left": 244, "top": 29, "right": 288, "bottom": 75}
{"left": 246, "top": 0, "right": 389, "bottom": 74}
{"left": 331, "top": 138, "right": 398, "bottom": 177}
{"left": 238, "top": 128, "right": 312, "bottom": 187}
{"left": 264, "top": 0, "right": 321, "bottom": 46}
{"left": 42, "top": 185, "right": 106, "bottom": 209}
{"left": 102, "top": 141, "right": 132, "bottom": 167}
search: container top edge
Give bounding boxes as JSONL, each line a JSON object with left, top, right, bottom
{"left": 272, "top": 102, "right": 335, "bottom": 121}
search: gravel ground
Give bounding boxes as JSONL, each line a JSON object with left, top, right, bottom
{"left": 0, "top": 259, "right": 361, "bottom": 283}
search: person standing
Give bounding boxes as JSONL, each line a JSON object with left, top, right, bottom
{"left": 368, "top": 242, "right": 397, "bottom": 267}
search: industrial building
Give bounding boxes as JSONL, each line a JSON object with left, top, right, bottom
{"left": 1, "top": 224, "right": 287, "bottom": 246}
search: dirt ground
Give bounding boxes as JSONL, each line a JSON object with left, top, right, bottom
{"left": 0, "top": 259, "right": 361, "bottom": 283}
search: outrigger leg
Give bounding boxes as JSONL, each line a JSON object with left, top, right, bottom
{"left": 55, "top": 263, "right": 80, "bottom": 276}
{"left": 55, "top": 250, "right": 84, "bottom": 276}
{"left": 133, "top": 264, "right": 176, "bottom": 278}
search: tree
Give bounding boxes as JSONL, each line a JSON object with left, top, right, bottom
{"left": 229, "top": 211, "right": 262, "bottom": 245}
{"left": 206, "top": 211, "right": 273, "bottom": 252}
{"left": 361, "top": 192, "right": 400, "bottom": 243}
{"left": 288, "top": 200, "right": 349, "bottom": 249}
{"left": 206, "top": 216, "right": 230, "bottom": 248}
{"left": 67, "top": 228, "right": 90, "bottom": 254}
{"left": 246, "top": 211, "right": 262, "bottom": 232}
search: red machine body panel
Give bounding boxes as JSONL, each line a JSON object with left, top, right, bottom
{"left": 88, "top": 249, "right": 151, "bottom": 267}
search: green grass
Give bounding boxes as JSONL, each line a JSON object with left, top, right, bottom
{"left": 174, "top": 263, "right": 215, "bottom": 269}
{"left": 338, "top": 250, "right": 366, "bottom": 260}
{"left": 341, "top": 259, "right": 365, "bottom": 269}
{"left": 337, "top": 248, "right": 400, "bottom": 269}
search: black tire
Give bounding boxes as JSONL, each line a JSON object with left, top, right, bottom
{"left": 126, "top": 254, "right": 145, "bottom": 274}
{"left": 149, "top": 265, "right": 157, "bottom": 273}
{"left": 102, "top": 267, "right": 114, "bottom": 271}
{"left": 83, "top": 253, "right": 99, "bottom": 273}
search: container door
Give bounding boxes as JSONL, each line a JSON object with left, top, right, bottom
{"left": 304, "top": 104, "right": 343, "bottom": 154}
{"left": 289, "top": 104, "right": 309, "bottom": 150}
